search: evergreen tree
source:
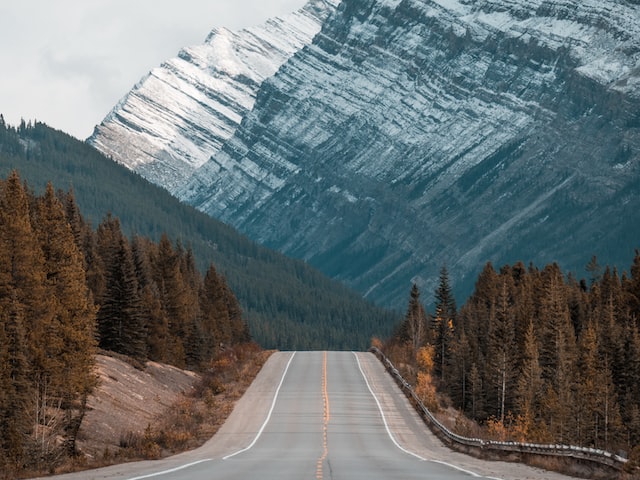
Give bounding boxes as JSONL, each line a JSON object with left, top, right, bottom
{"left": 398, "top": 283, "right": 428, "bottom": 355}
{"left": 536, "top": 265, "right": 576, "bottom": 442}
{"left": 94, "top": 213, "right": 124, "bottom": 303}
{"left": 620, "top": 322, "right": 640, "bottom": 443}
{"left": 178, "top": 245, "right": 202, "bottom": 368}
{"left": 222, "top": 275, "right": 250, "bottom": 344}
{"left": 468, "top": 362, "right": 484, "bottom": 420}
{"left": 97, "top": 234, "right": 146, "bottom": 360}
{"left": 131, "top": 236, "right": 169, "bottom": 362}
{"left": 199, "top": 264, "right": 232, "bottom": 352}
{"left": 0, "top": 296, "right": 32, "bottom": 471}
{"left": 433, "top": 265, "right": 456, "bottom": 382}
{"left": 448, "top": 325, "right": 471, "bottom": 412}
{"left": 466, "top": 262, "right": 500, "bottom": 364}
{"left": 586, "top": 255, "right": 603, "bottom": 286}
{"left": 0, "top": 172, "right": 56, "bottom": 463}
{"left": 33, "top": 183, "right": 97, "bottom": 454}
{"left": 486, "top": 276, "right": 517, "bottom": 424}
{"left": 515, "top": 320, "right": 546, "bottom": 442}
{"left": 628, "top": 249, "right": 640, "bottom": 319}
{"left": 154, "top": 234, "right": 189, "bottom": 366}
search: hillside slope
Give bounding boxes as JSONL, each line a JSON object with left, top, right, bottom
{"left": 77, "top": 354, "right": 199, "bottom": 459}
{"left": 0, "top": 122, "right": 399, "bottom": 350}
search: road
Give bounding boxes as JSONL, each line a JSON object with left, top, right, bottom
{"left": 36, "top": 351, "right": 577, "bottom": 480}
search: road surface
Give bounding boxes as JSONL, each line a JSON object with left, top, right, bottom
{"left": 36, "top": 351, "right": 577, "bottom": 480}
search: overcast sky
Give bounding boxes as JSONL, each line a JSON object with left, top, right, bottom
{"left": 0, "top": 0, "right": 307, "bottom": 140}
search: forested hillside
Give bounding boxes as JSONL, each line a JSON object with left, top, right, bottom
{"left": 0, "top": 118, "right": 399, "bottom": 350}
{"left": 387, "top": 258, "right": 640, "bottom": 457}
{"left": 0, "top": 170, "right": 255, "bottom": 474}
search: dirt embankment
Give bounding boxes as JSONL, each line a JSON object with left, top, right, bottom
{"left": 76, "top": 354, "right": 200, "bottom": 460}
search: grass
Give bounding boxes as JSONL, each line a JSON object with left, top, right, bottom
{"left": 116, "top": 343, "right": 273, "bottom": 460}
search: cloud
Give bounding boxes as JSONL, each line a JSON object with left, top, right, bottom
{"left": 0, "top": 0, "right": 307, "bottom": 139}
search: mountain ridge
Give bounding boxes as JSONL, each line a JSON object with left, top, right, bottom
{"left": 90, "top": 0, "right": 640, "bottom": 308}
{"left": 89, "top": 0, "right": 339, "bottom": 192}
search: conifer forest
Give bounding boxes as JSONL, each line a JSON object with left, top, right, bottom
{"left": 0, "top": 170, "right": 250, "bottom": 472}
{"left": 388, "top": 261, "right": 640, "bottom": 457}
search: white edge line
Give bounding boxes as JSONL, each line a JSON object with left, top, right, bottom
{"left": 354, "top": 352, "right": 487, "bottom": 478}
{"left": 431, "top": 459, "right": 483, "bottom": 478}
{"left": 222, "top": 351, "right": 297, "bottom": 460}
{"left": 126, "top": 459, "right": 212, "bottom": 480}
{"left": 352, "top": 351, "right": 425, "bottom": 461}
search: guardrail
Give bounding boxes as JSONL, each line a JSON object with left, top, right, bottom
{"left": 369, "top": 347, "right": 628, "bottom": 474}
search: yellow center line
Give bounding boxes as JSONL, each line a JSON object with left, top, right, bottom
{"left": 316, "top": 351, "right": 330, "bottom": 479}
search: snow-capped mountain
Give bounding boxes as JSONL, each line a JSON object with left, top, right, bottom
{"left": 88, "top": 0, "right": 339, "bottom": 191}
{"left": 91, "top": 0, "right": 640, "bottom": 308}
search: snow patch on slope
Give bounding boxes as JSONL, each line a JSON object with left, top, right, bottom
{"left": 88, "top": 0, "right": 340, "bottom": 191}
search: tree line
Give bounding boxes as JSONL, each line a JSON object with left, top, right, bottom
{"left": 0, "top": 118, "right": 398, "bottom": 351}
{"left": 387, "top": 257, "right": 640, "bottom": 455}
{"left": 0, "top": 170, "right": 249, "bottom": 474}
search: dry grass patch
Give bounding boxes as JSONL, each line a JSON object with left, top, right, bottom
{"left": 117, "top": 343, "right": 273, "bottom": 460}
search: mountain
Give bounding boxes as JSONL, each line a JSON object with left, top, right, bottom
{"left": 90, "top": 0, "right": 640, "bottom": 309}
{"left": 89, "top": 0, "right": 339, "bottom": 192}
{"left": 0, "top": 121, "right": 399, "bottom": 350}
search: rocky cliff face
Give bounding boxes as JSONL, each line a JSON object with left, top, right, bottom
{"left": 91, "top": 0, "right": 640, "bottom": 308}
{"left": 89, "top": 0, "right": 339, "bottom": 191}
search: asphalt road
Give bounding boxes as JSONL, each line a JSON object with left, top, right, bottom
{"left": 36, "top": 351, "right": 578, "bottom": 480}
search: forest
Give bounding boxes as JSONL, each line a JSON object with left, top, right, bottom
{"left": 386, "top": 258, "right": 640, "bottom": 457}
{"left": 0, "top": 118, "right": 399, "bottom": 350}
{"left": 0, "top": 170, "right": 251, "bottom": 473}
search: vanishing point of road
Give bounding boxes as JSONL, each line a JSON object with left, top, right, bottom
{"left": 35, "top": 351, "right": 578, "bottom": 480}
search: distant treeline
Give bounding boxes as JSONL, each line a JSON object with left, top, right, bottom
{"left": 0, "top": 117, "right": 399, "bottom": 351}
{"left": 0, "top": 170, "right": 249, "bottom": 474}
{"left": 388, "top": 258, "right": 640, "bottom": 455}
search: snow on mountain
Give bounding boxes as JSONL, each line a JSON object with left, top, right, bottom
{"left": 88, "top": 0, "right": 339, "bottom": 191}
{"left": 91, "top": 0, "right": 640, "bottom": 308}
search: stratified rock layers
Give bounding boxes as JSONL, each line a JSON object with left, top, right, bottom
{"left": 92, "top": 0, "right": 640, "bottom": 308}
{"left": 89, "top": 0, "right": 339, "bottom": 191}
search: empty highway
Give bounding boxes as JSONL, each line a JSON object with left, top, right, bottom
{"left": 37, "top": 351, "right": 577, "bottom": 480}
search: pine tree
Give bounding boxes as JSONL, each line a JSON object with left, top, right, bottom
{"left": 576, "top": 323, "right": 601, "bottom": 446}
{"left": 0, "top": 172, "right": 55, "bottom": 463}
{"left": 222, "top": 275, "right": 250, "bottom": 344}
{"left": 199, "top": 264, "right": 232, "bottom": 352}
{"left": 468, "top": 362, "right": 484, "bottom": 420}
{"left": 97, "top": 234, "right": 146, "bottom": 360}
{"left": 433, "top": 265, "right": 456, "bottom": 382}
{"left": 94, "top": 213, "right": 124, "bottom": 303}
{"left": 448, "top": 325, "right": 471, "bottom": 412}
{"left": 515, "top": 320, "right": 546, "bottom": 442}
{"left": 486, "top": 276, "right": 516, "bottom": 424}
{"left": 466, "top": 262, "right": 500, "bottom": 364}
{"left": 33, "top": 183, "right": 97, "bottom": 454}
{"left": 178, "top": 245, "right": 202, "bottom": 368}
{"left": 399, "top": 283, "right": 428, "bottom": 355}
{"left": 620, "top": 322, "right": 640, "bottom": 442}
{"left": 0, "top": 296, "right": 32, "bottom": 471}
{"left": 537, "top": 264, "right": 577, "bottom": 443}
{"left": 628, "top": 249, "right": 640, "bottom": 319}
{"left": 131, "top": 236, "right": 169, "bottom": 362}
{"left": 154, "top": 234, "right": 189, "bottom": 366}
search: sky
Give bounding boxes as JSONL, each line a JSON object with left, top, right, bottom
{"left": 0, "top": 0, "right": 307, "bottom": 140}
